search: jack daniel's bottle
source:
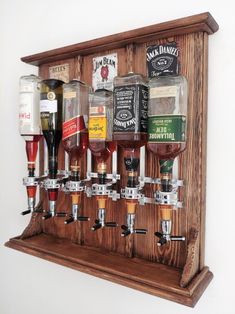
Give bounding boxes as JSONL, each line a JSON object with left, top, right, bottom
{"left": 113, "top": 73, "right": 148, "bottom": 237}
{"left": 113, "top": 73, "right": 148, "bottom": 149}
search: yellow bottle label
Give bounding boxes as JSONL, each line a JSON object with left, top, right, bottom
{"left": 89, "top": 116, "right": 107, "bottom": 140}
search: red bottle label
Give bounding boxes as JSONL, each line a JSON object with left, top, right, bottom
{"left": 62, "top": 115, "right": 86, "bottom": 140}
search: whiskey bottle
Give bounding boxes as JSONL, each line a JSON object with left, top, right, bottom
{"left": 147, "top": 72, "right": 187, "bottom": 245}
{"left": 89, "top": 89, "right": 117, "bottom": 230}
{"left": 62, "top": 80, "right": 89, "bottom": 177}
{"left": 147, "top": 75, "right": 187, "bottom": 162}
{"left": 113, "top": 73, "right": 148, "bottom": 236}
{"left": 62, "top": 80, "right": 90, "bottom": 223}
{"left": 89, "top": 89, "right": 116, "bottom": 165}
{"left": 113, "top": 72, "right": 148, "bottom": 149}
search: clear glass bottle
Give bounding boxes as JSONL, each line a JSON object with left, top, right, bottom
{"left": 19, "top": 74, "right": 42, "bottom": 176}
{"left": 88, "top": 89, "right": 116, "bottom": 166}
{"left": 40, "top": 79, "right": 64, "bottom": 179}
{"left": 62, "top": 80, "right": 90, "bottom": 223}
{"left": 147, "top": 75, "right": 187, "bottom": 161}
{"left": 19, "top": 74, "right": 42, "bottom": 214}
{"left": 62, "top": 80, "right": 90, "bottom": 180}
{"left": 40, "top": 79, "right": 64, "bottom": 217}
{"left": 89, "top": 89, "right": 117, "bottom": 228}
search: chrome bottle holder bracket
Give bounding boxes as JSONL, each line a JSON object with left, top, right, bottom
{"left": 91, "top": 183, "right": 112, "bottom": 196}
{"left": 64, "top": 180, "right": 85, "bottom": 193}
{"left": 138, "top": 176, "right": 183, "bottom": 189}
{"left": 87, "top": 183, "right": 120, "bottom": 201}
{"left": 121, "top": 186, "right": 144, "bottom": 200}
{"left": 155, "top": 190, "right": 183, "bottom": 208}
{"left": 23, "top": 176, "right": 38, "bottom": 187}
{"left": 86, "top": 171, "right": 120, "bottom": 184}
{"left": 137, "top": 177, "right": 184, "bottom": 208}
{"left": 42, "top": 178, "right": 61, "bottom": 190}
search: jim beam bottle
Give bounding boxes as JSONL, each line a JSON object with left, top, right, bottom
{"left": 147, "top": 43, "right": 187, "bottom": 245}
{"left": 19, "top": 74, "right": 42, "bottom": 215}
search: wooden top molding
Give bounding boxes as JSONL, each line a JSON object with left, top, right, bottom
{"left": 21, "top": 12, "right": 218, "bottom": 66}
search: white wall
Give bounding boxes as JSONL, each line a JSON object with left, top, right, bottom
{"left": 0, "top": 1, "right": 234, "bottom": 313}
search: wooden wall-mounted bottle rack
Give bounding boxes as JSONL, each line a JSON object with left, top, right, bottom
{"left": 5, "top": 12, "right": 218, "bottom": 307}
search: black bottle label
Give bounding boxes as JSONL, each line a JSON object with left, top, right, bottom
{"left": 146, "top": 42, "right": 179, "bottom": 78}
{"left": 113, "top": 84, "right": 148, "bottom": 133}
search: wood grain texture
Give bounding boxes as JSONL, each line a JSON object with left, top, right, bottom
{"left": 21, "top": 12, "right": 218, "bottom": 66}
{"left": 180, "top": 228, "right": 200, "bottom": 287}
{"left": 5, "top": 234, "right": 213, "bottom": 307}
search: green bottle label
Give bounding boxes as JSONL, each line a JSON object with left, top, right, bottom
{"left": 148, "top": 114, "right": 186, "bottom": 142}
{"left": 159, "top": 159, "right": 174, "bottom": 174}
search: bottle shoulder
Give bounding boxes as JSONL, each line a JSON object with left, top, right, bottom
{"left": 149, "top": 75, "right": 187, "bottom": 87}
{"left": 114, "top": 72, "right": 148, "bottom": 87}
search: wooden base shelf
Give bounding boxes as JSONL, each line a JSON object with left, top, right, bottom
{"left": 5, "top": 234, "right": 212, "bottom": 307}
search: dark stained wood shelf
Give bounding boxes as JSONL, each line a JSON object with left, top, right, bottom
{"left": 5, "top": 233, "right": 213, "bottom": 307}
{"left": 21, "top": 12, "right": 218, "bottom": 66}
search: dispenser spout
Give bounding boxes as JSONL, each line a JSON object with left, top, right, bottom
{"left": 155, "top": 219, "right": 185, "bottom": 246}
{"left": 121, "top": 212, "right": 147, "bottom": 237}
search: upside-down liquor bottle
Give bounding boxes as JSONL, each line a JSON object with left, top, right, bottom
{"left": 113, "top": 73, "right": 148, "bottom": 225}
{"left": 62, "top": 80, "right": 90, "bottom": 223}
{"left": 147, "top": 73, "right": 188, "bottom": 244}
{"left": 19, "top": 74, "right": 42, "bottom": 215}
{"left": 89, "top": 89, "right": 116, "bottom": 228}
{"left": 40, "top": 79, "right": 64, "bottom": 216}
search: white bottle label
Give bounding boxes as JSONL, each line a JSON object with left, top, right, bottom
{"left": 40, "top": 100, "right": 57, "bottom": 113}
{"left": 19, "top": 93, "right": 33, "bottom": 127}
{"left": 150, "top": 86, "right": 178, "bottom": 98}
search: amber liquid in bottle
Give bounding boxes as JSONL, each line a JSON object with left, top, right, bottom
{"left": 63, "top": 129, "right": 88, "bottom": 170}
{"left": 147, "top": 75, "right": 187, "bottom": 160}
{"left": 89, "top": 141, "right": 116, "bottom": 164}
{"left": 147, "top": 142, "right": 186, "bottom": 159}
{"left": 24, "top": 135, "right": 41, "bottom": 175}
